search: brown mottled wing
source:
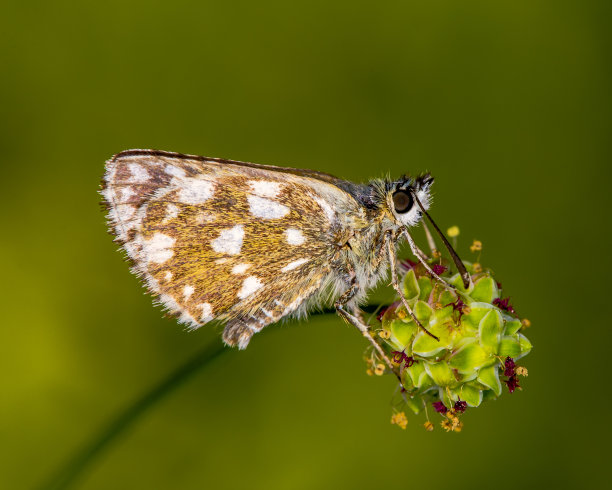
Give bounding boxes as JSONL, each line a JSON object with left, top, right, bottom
{"left": 102, "top": 150, "right": 364, "bottom": 348}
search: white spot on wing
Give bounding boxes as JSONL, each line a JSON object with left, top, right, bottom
{"left": 199, "top": 303, "right": 214, "bottom": 323}
{"left": 211, "top": 225, "right": 244, "bottom": 255}
{"left": 101, "top": 187, "right": 113, "bottom": 203}
{"left": 195, "top": 211, "right": 216, "bottom": 224}
{"left": 232, "top": 263, "right": 251, "bottom": 275}
{"left": 285, "top": 228, "right": 305, "bottom": 245}
{"left": 237, "top": 276, "right": 263, "bottom": 299}
{"left": 127, "top": 163, "right": 150, "bottom": 183}
{"left": 261, "top": 308, "right": 274, "bottom": 319}
{"left": 183, "top": 285, "right": 194, "bottom": 300}
{"left": 108, "top": 200, "right": 139, "bottom": 241}
{"left": 144, "top": 273, "right": 160, "bottom": 293}
{"left": 178, "top": 179, "right": 214, "bottom": 204}
{"left": 247, "top": 195, "right": 289, "bottom": 219}
{"left": 120, "top": 187, "right": 136, "bottom": 202}
{"left": 313, "top": 195, "right": 335, "bottom": 223}
{"left": 164, "top": 271, "right": 173, "bottom": 281}
{"left": 164, "top": 203, "right": 180, "bottom": 221}
{"left": 111, "top": 204, "right": 136, "bottom": 226}
{"left": 249, "top": 180, "right": 281, "bottom": 198}
{"left": 142, "top": 233, "right": 175, "bottom": 263}
{"left": 123, "top": 240, "right": 141, "bottom": 260}
{"left": 179, "top": 311, "right": 197, "bottom": 326}
{"left": 159, "top": 293, "right": 180, "bottom": 312}
{"left": 165, "top": 165, "right": 186, "bottom": 178}
{"left": 281, "top": 258, "right": 309, "bottom": 272}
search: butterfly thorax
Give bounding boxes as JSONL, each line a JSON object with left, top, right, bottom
{"left": 326, "top": 179, "right": 418, "bottom": 303}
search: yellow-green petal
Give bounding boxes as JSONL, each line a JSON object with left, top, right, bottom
{"left": 403, "top": 269, "right": 420, "bottom": 300}
{"left": 406, "top": 361, "right": 432, "bottom": 389}
{"left": 414, "top": 300, "right": 433, "bottom": 324}
{"left": 439, "top": 289, "right": 457, "bottom": 306}
{"left": 517, "top": 334, "right": 533, "bottom": 359}
{"left": 477, "top": 365, "right": 502, "bottom": 396}
{"left": 390, "top": 320, "right": 417, "bottom": 351}
{"left": 459, "top": 383, "right": 483, "bottom": 407}
{"left": 417, "top": 276, "right": 433, "bottom": 302}
{"left": 461, "top": 304, "right": 494, "bottom": 330}
{"left": 412, "top": 321, "right": 454, "bottom": 357}
{"left": 498, "top": 336, "right": 521, "bottom": 357}
{"left": 478, "top": 310, "right": 503, "bottom": 353}
{"left": 449, "top": 341, "right": 489, "bottom": 374}
{"left": 425, "top": 361, "right": 454, "bottom": 386}
{"left": 504, "top": 320, "right": 522, "bottom": 336}
{"left": 450, "top": 273, "right": 474, "bottom": 293}
{"left": 471, "top": 276, "right": 499, "bottom": 303}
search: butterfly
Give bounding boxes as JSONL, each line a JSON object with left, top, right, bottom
{"left": 101, "top": 149, "right": 469, "bottom": 372}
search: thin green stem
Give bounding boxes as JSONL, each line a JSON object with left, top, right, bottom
{"left": 39, "top": 306, "right": 384, "bottom": 490}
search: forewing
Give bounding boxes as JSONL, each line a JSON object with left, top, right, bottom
{"left": 102, "top": 150, "right": 362, "bottom": 348}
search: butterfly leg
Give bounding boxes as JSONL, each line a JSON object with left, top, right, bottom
{"left": 335, "top": 278, "right": 404, "bottom": 387}
{"left": 387, "top": 235, "right": 440, "bottom": 341}
{"left": 402, "top": 228, "right": 455, "bottom": 292}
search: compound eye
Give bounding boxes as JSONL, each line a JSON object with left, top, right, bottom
{"left": 392, "top": 190, "right": 413, "bottom": 214}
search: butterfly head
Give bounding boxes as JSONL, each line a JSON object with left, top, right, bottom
{"left": 383, "top": 173, "right": 434, "bottom": 228}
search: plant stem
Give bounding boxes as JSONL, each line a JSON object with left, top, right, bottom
{"left": 39, "top": 306, "right": 384, "bottom": 490}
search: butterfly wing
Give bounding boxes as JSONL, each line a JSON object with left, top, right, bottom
{"left": 102, "top": 150, "right": 366, "bottom": 348}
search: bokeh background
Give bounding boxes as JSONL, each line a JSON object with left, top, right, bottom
{"left": 1, "top": 1, "right": 610, "bottom": 489}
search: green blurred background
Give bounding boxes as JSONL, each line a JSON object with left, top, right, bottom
{"left": 1, "top": 1, "right": 610, "bottom": 488}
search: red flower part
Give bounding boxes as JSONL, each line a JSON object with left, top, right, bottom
{"left": 431, "top": 264, "right": 448, "bottom": 276}
{"left": 504, "top": 357, "right": 516, "bottom": 377}
{"left": 400, "top": 259, "right": 417, "bottom": 271}
{"left": 433, "top": 401, "right": 448, "bottom": 414}
{"left": 493, "top": 297, "right": 516, "bottom": 315}
{"left": 377, "top": 306, "right": 389, "bottom": 322}
{"left": 404, "top": 356, "right": 415, "bottom": 368}
{"left": 445, "top": 298, "right": 466, "bottom": 312}
{"left": 391, "top": 350, "right": 407, "bottom": 364}
{"left": 505, "top": 375, "right": 520, "bottom": 393}
{"left": 445, "top": 298, "right": 468, "bottom": 322}
{"left": 453, "top": 400, "right": 467, "bottom": 413}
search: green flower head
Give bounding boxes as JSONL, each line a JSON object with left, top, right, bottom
{"left": 369, "top": 234, "right": 532, "bottom": 432}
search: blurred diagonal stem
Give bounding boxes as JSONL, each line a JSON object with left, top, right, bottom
{"left": 39, "top": 306, "right": 381, "bottom": 490}
{"left": 39, "top": 341, "right": 228, "bottom": 490}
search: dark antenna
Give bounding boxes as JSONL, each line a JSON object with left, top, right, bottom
{"left": 412, "top": 192, "right": 470, "bottom": 289}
